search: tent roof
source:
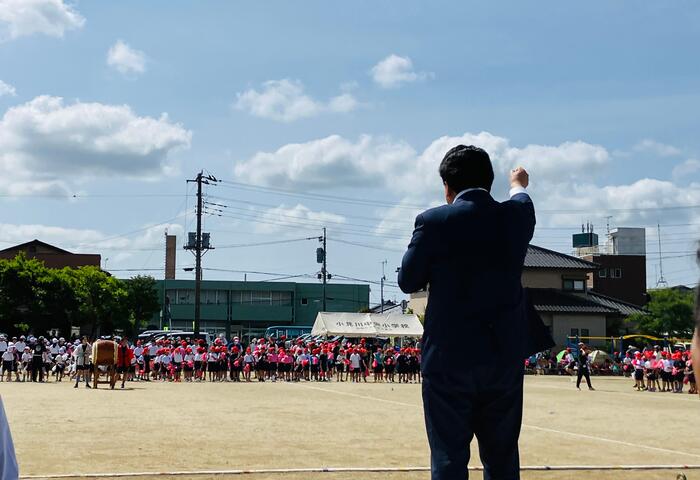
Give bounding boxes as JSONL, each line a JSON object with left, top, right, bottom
{"left": 311, "top": 312, "right": 423, "bottom": 337}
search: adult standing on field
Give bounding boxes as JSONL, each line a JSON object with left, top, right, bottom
{"left": 399, "top": 145, "right": 536, "bottom": 480}
{"left": 576, "top": 343, "right": 594, "bottom": 391}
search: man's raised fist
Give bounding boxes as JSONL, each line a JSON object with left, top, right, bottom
{"left": 510, "top": 166, "right": 529, "bottom": 189}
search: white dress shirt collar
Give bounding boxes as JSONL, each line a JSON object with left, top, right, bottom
{"left": 453, "top": 187, "right": 488, "bottom": 202}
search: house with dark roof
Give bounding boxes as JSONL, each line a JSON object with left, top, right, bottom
{"left": 0, "top": 239, "right": 101, "bottom": 269}
{"left": 408, "top": 244, "right": 646, "bottom": 349}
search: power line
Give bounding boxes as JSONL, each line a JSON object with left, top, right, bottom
{"left": 215, "top": 237, "right": 319, "bottom": 249}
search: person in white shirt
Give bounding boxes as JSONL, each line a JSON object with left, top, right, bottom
{"left": 54, "top": 348, "right": 67, "bottom": 382}
{"left": 661, "top": 352, "right": 674, "bottom": 392}
{"left": 14, "top": 338, "right": 26, "bottom": 357}
{"left": 0, "top": 336, "right": 7, "bottom": 365}
{"left": 0, "top": 396, "right": 19, "bottom": 480}
{"left": 160, "top": 351, "right": 172, "bottom": 381}
{"left": 20, "top": 348, "right": 32, "bottom": 382}
{"left": 349, "top": 350, "right": 362, "bottom": 382}
{"left": 72, "top": 338, "right": 92, "bottom": 389}
{"left": 1, "top": 344, "right": 15, "bottom": 382}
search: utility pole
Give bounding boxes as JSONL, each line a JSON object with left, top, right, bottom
{"left": 656, "top": 223, "right": 668, "bottom": 288}
{"left": 322, "top": 227, "right": 327, "bottom": 312}
{"left": 185, "top": 171, "right": 217, "bottom": 335}
{"left": 316, "top": 228, "right": 329, "bottom": 311}
{"left": 380, "top": 260, "right": 387, "bottom": 313}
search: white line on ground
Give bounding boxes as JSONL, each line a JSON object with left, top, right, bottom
{"left": 19, "top": 465, "right": 700, "bottom": 478}
{"left": 529, "top": 381, "right": 700, "bottom": 403}
{"left": 290, "top": 383, "right": 700, "bottom": 460}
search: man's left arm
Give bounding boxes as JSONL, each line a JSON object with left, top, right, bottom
{"left": 398, "top": 213, "right": 431, "bottom": 294}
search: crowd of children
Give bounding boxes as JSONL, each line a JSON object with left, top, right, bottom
{"left": 624, "top": 348, "right": 695, "bottom": 394}
{"left": 2, "top": 333, "right": 694, "bottom": 394}
{"left": 0, "top": 334, "right": 422, "bottom": 386}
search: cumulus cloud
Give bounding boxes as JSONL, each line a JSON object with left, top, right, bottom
{"left": 634, "top": 139, "right": 682, "bottom": 157}
{"left": 233, "top": 131, "right": 608, "bottom": 200}
{"left": 254, "top": 204, "right": 346, "bottom": 234}
{"left": 234, "top": 79, "right": 359, "bottom": 122}
{"left": 107, "top": 40, "right": 147, "bottom": 76}
{"left": 0, "top": 221, "right": 184, "bottom": 261}
{"left": 0, "top": 79, "right": 16, "bottom": 97}
{"left": 370, "top": 54, "right": 433, "bottom": 88}
{"left": 234, "top": 134, "right": 416, "bottom": 190}
{"left": 0, "top": 95, "right": 192, "bottom": 195}
{"left": 672, "top": 159, "right": 700, "bottom": 182}
{"left": 0, "top": 0, "right": 84, "bottom": 40}
{"left": 534, "top": 178, "right": 700, "bottom": 227}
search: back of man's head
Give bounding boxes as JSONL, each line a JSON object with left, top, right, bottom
{"left": 439, "top": 145, "right": 494, "bottom": 193}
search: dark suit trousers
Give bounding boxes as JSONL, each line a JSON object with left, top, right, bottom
{"left": 422, "top": 373, "right": 523, "bottom": 480}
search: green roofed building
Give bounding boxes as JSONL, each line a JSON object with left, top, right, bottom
{"left": 151, "top": 279, "right": 370, "bottom": 339}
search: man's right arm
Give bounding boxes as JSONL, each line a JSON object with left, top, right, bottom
{"left": 507, "top": 166, "right": 536, "bottom": 243}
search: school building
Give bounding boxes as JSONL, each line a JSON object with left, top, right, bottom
{"left": 152, "top": 279, "right": 370, "bottom": 339}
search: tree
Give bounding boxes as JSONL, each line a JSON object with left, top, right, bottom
{"left": 627, "top": 288, "right": 695, "bottom": 338}
{"left": 124, "top": 275, "right": 160, "bottom": 335}
{"left": 71, "top": 266, "right": 129, "bottom": 337}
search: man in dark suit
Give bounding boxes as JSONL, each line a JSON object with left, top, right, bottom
{"left": 398, "top": 145, "right": 535, "bottom": 480}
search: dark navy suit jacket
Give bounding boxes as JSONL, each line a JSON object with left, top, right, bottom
{"left": 399, "top": 189, "right": 536, "bottom": 389}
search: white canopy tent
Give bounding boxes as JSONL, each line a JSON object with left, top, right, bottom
{"left": 311, "top": 312, "right": 423, "bottom": 337}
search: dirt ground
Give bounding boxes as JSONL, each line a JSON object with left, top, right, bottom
{"left": 2, "top": 375, "right": 699, "bottom": 479}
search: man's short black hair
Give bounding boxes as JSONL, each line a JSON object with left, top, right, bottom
{"left": 439, "top": 145, "right": 494, "bottom": 193}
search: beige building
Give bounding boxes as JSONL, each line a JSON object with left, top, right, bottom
{"left": 408, "top": 245, "right": 645, "bottom": 349}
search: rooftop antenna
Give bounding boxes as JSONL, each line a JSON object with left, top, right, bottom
{"left": 656, "top": 223, "right": 668, "bottom": 288}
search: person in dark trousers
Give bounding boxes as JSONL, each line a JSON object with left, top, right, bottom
{"left": 31, "top": 336, "right": 47, "bottom": 382}
{"left": 399, "top": 145, "right": 537, "bottom": 480}
{"left": 576, "top": 342, "right": 594, "bottom": 391}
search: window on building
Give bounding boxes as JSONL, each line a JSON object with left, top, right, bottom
{"left": 240, "top": 290, "right": 251, "bottom": 304}
{"left": 252, "top": 290, "right": 271, "bottom": 305}
{"left": 272, "top": 291, "right": 292, "bottom": 306}
{"left": 563, "top": 279, "right": 586, "bottom": 292}
{"left": 611, "top": 268, "right": 623, "bottom": 279}
{"left": 202, "top": 290, "right": 217, "bottom": 304}
{"left": 301, "top": 297, "right": 308, "bottom": 306}
{"left": 581, "top": 328, "right": 590, "bottom": 338}
{"left": 165, "top": 289, "right": 178, "bottom": 304}
{"left": 570, "top": 328, "right": 579, "bottom": 337}
{"left": 598, "top": 269, "right": 607, "bottom": 278}
{"left": 177, "top": 289, "right": 195, "bottom": 304}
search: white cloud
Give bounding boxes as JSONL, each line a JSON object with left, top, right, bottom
{"left": 0, "top": 0, "right": 84, "bottom": 40}
{"left": 234, "top": 131, "right": 609, "bottom": 201}
{"left": 254, "top": 204, "right": 346, "bottom": 234}
{"left": 534, "top": 178, "right": 700, "bottom": 227}
{"left": 634, "top": 139, "right": 682, "bottom": 157}
{"left": 234, "top": 134, "right": 416, "bottom": 190}
{"left": 0, "top": 95, "right": 192, "bottom": 195}
{"left": 370, "top": 54, "right": 433, "bottom": 88}
{"left": 672, "top": 159, "right": 700, "bottom": 182}
{"left": 234, "top": 79, "right": 359, "bottom": 122}
{"left": 0, "top": 79, "right": 16, "bottom": 97}
{"left": 0, "top": 221, "right": 184, "bottom": 255}
{"left": 107, "top": 40, "right": 147, "bottom": 76}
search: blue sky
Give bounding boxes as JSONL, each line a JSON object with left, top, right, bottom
{"left": 0, "top": 0, "right": 699, "bottom": 303}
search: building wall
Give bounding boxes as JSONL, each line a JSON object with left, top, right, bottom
{"left": 583, "top": 254, "right": 646, "bottom": 306}
{"left": 551, "top": 313, "right": 607, "bottom": 348}
{"left": 521, "top": 270, "right": 587, "bottom": 289}
{"left": 152, "top": 279, "right": 369, "bottom": 336}
{"left": 0, "top": 246, "right": 101, "bottom": 269}
{"left": 408, "top": 290, "right": 428, "bottom": 316}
